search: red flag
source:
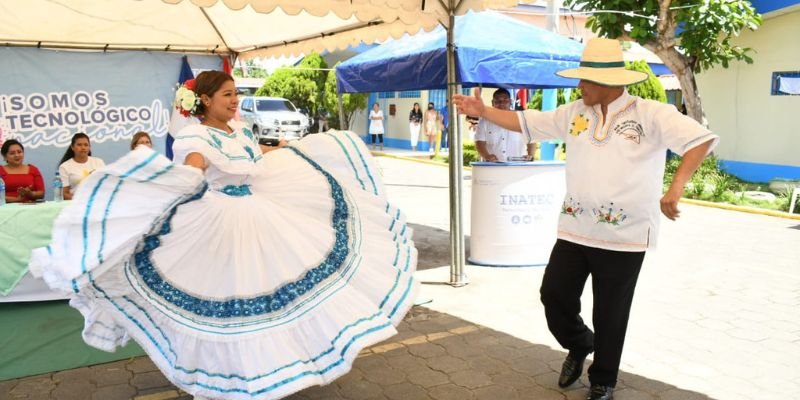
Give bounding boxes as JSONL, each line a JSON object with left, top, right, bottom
{"left": 515, "top": 89, "right": 528, "bottom": 110}
{"left": 222, "top": 56, "right": 232, "bottom": 75}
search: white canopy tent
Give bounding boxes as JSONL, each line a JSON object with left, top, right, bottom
{"left": 1, "top": 0, "right": 526, "bottom": 286}
{"left": 1, "top": 0, "right": 516, "bottom": 59}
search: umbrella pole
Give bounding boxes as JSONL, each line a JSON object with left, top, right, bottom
{"left": 446, "top": 1, "right": 467, "bottom": 287}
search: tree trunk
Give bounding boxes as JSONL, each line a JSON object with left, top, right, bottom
{"left": 647, "top": 44, "right": 708, "bottom": 127}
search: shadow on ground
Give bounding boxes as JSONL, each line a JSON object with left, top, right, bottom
{"left": 411, "top": 223, "right": 471, "bottom": 272}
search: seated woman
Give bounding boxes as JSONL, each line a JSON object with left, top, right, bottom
{"left": 58, "top": 133, "right": 105, "bottom": 200}
{"left": 130, "top": 131, "right": 153, "bottom": 150}
{"left": 0, "top": 139, "right": 44, "bottom": 203}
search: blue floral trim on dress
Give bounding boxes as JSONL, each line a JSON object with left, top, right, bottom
{"left": 219, "top": 184, "right": 252, "bottom": 197}
{"left": 133, "top": 148, "right": 349, "bottom": 319}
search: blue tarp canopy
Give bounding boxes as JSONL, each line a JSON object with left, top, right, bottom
{"left": 336, "top": 10, "right": 585, "bottom": 93}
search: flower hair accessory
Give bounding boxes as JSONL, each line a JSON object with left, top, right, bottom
{"left": 174, "top": 79, "right": 199, "bottom": 117}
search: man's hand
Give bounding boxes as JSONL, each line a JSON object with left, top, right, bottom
{"left": 660, "top": 186, "right": 684, "bottom": 221}
{"left": 453, "top": 89, "right": 485, "bottom": 117}
{"left": 485, "top": 154, "right": 499, "bottom": 162}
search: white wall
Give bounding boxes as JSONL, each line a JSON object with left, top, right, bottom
{"left": 696, "top": 10, "right": 800, "bottom": 167}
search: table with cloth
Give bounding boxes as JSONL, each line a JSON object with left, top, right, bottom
{"left": 0, "top": 202, "right": 143, "bottom": 380}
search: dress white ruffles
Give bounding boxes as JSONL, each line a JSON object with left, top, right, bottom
{"left": 29, "top": 122, "right": 418, "bottom": 400}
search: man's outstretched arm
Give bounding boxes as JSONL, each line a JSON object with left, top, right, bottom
{"left": 453, "top": 92, "right": 521, "bottom": 132}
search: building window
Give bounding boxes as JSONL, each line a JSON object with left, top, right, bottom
{"left": 398, "top": 90, "right": 421, "bottom": 98}
{"left": 771, "top": 71, "right": 800, "bottom": 95}
{"left": 378, "top": 91, "right": 396, "bottom": 99}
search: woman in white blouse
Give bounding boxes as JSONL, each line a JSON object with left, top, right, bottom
{"left": 58, "top": 133, "right": 105, "bottom": 200}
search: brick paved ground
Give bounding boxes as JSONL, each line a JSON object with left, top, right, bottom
{"left": 3, "top": 155, "right": 798, "bottom": 400}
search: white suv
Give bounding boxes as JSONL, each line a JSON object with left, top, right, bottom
{"left": 239, "top": 96, "right": 310, "bottom": 139}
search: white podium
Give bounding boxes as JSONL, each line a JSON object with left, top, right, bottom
{"left": 469, "top": 161, "right": 566, "bottom": 266}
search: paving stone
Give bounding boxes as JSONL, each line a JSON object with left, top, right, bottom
{"left": 428, "top": 383, "right": 475, "bottom": 400}
{"left": 406, "top": 343, "right": 447, "bottom": 359}
{"left": 405, "top": 367, "right": 449, "bottom": 388}
{"left": 337, "top": 379, "right": 382, "bottom": 400}
{"left": 9, "top": 377, "right": 56, "bottom": 396}
{"left": 297, "top": 382, "right": 340, "bottom": 399}
{"left": 483, "top": 344, "right": 528, "bottom": 361}
{"left": 489, "top": 371, "right": 536, "bottom": 390}
{"left": 91, "top": 361, "right": 133, "bottom": 387}
{"left": 447, "top": 370, "right": 492, "bottom": 390}
{"left": 657, "top": 388, "right": 714, "bottom": 400}
{"left": 613, "top": 388, "right": 655, "bottom": 400}
{"left": 91, "top": 383, "right": 138, "bottom": 400}
{"left": 131, "top": 371, "right": 172, "bottom": 391}
{"left": 424, "top": 355, "right": 469, "bottom": 373}
{"left": 126, "top": 357, "right": 160, "bottom": 374}
{"left": 516, "top": 386, "right": 566, "bottom": 400}
{"left": 136, "top": 386, "right": 183, "bottom": 397}
{"left": 466, "top": 355, "right": 509, "bottom": 375}
{"left": 384, "top": 353, "right": 429, "bottom": 373}
{"left": 51, "top": 379, "right": 95, "bottom": 400}
{"left": 474, "top": 384, "right": 518, "bottom": 400}
{"left": 53, "top": 367, "right": 91, "bottom": 384}
{"left": 361, "top": 366, "right": 406, "bottom": 386}
{"left": 0, "top": 380, "right": 18, "bottom": 398}
{"left": 382, "top": 382, "right": 432, "bottom": 400}
{"left": 506, "top": 355, "right": 551, "bottom": 376}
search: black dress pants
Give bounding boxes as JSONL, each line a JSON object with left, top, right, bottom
{"left": 540, "top": 239, "right": 645, "bottom": 386}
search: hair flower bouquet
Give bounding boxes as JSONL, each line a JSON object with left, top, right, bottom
{"left": 174, "top": 79, "right": 199, "bottom": 117}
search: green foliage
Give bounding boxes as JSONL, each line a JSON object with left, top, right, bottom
{"left": 233, "top": 59, "right": 268, "bottom": 78}
{"left": 462, "top": 141, "right": 479, "bottom": 166}
{"left": 663, "top": 154, "right": 795, "bottom": 212}
{"left": 256, "top": 52, "right": 328, "bottom": 116}
{"left": 527, "top": 88, "right": 581, "bottom": 110}
{"left": 625, "top": 60, "right": 667, "bottom": 102}
{"left": 564, "top": 0, "right": 761, "bottom": 74}
{"left": 323, "top": 63, "right": 368, "bottom": 130}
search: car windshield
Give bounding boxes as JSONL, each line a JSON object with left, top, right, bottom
{"left": 255, "top": 99, "right": 296, "bottom": 112}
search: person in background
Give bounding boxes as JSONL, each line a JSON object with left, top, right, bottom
{"left": 368, "top": 102, "right": 385, "bottom": 150}
{"left": 317, "top": 108, "right": 329, "bottom": 133}
{"left": 130, "top": 131, "right": 153, "bottom": 150}
{"left": 422, "top": 102, "right": 438, "bottom": 153}
{"left": 408, "top": 102, "right": 422, "bottom": 151}
{"left": 58, "top": 133, "right": 105, "bottom": 200}
{"left": 0, "top": 139, "right": 44, "bottom": 203}
{"left": 438, "top": 100, "right": 449, "bottom": 152}
{"left": 474, "top": 88, "right": 536, "bottom": 162}
{"left": 453, "top": 38, "right": 718, "bottom": 400}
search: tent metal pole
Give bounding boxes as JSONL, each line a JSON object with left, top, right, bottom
{"left": 337, "top": 91, "right": 346, "bottom": 131}
{"left": 446, "top": 0, "right": 467, "bottom": 287}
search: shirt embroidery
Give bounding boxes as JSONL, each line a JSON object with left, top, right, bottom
{"left": 592, "top": 202, "right": 628, "bottom": 225}
{"left": 569, "top": 114, "right": 590, "bottom": 136}
{"left": 614, "top": 120, "right": 645, "bottom": 144}
{"left": 561, "top": 197, "right": 584, "bottom": 217}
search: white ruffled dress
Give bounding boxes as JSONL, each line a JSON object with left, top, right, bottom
{"left": 30, "top": 122, "right": 418, "bottom": 400}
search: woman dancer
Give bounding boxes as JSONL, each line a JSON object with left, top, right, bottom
{"left": 31, "top": 71, "right": 418, "bottom": 400}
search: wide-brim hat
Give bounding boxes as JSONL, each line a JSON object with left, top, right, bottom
{"left": 556, "top": 38, "right": 648, "bottom": 87}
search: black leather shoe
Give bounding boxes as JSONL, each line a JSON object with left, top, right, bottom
{"left": 558, "top": 354, "right": 586, "bottom": 388}
{"left": 586, "top": 384, "right": 614, "bottom": 400}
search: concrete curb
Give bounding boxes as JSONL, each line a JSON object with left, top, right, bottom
{"left": 374, "top": 153, "right": 800, "bottom": 221}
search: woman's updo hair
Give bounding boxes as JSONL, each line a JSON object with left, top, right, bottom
{"left": 191, "top": 70, "right": 234, "bottom": 116}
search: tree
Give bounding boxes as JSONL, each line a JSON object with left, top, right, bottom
{"left": 323, "top": 63, "right": 367, "bottom": 130}
{"left": 233, "top": 59, "right": 268, "bottom": 78}
{"left": 625, "top": 60, "right": 667, "bottom": 102}
{"left": 563, "top": 0, "right": 761, "bottom": 124}
{"left": 527, "top": 88, "right": 581, "bottom": 110}
{"left": 256, "top": 52, "right": 328, "bottom": 116}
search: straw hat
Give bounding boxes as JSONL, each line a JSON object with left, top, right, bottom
{"left": 557, "top": 38, "right": 648, "bottom": 86}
